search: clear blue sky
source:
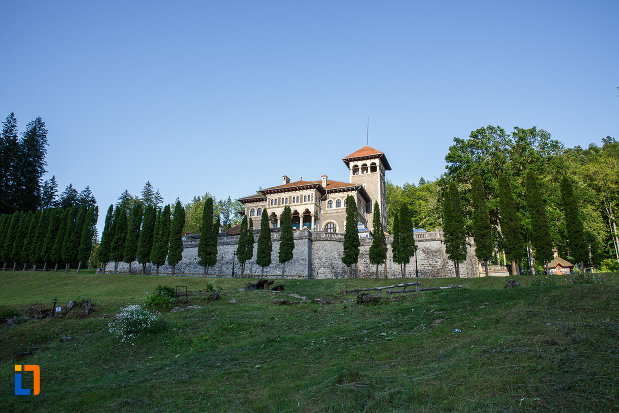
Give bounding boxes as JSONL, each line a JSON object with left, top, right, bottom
{"left": 2, "top": 1, "right": 618, "bottom": 232}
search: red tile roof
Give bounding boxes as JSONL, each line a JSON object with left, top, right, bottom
{"left": 239, "top": 179, "right": 370, "bottom": 202}
{"left": 342, "top": 145, "right": 392, "bottom": 170}
{"left": 548, "top": 257, "right": 574, "bottom": 268}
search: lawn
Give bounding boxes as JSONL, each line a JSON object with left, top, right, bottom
{"left": 0, "top": 271, "right": 617, "bottom": 412}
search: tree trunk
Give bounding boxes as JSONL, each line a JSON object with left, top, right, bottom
{"left": 384, "top": 263, "right": 387, "bottom": 279}
{"left": 171, "top": 265, "right": 176, "bottom": 276}
{"left": 43, "top": 262, "right": 47, "bottom": 272}
{"left": 22, "top": 263, "right": 27, "bottom": 271}
{"left": 114, "top": 261, "right": 119, "bottom": 273}
{"left": 375, "top": 264, "right": 379, "bottom": 278}
{"left": 204, "top": 265, "right": 207, "bottom": 275}
{"left": 54, "top": 263, "right": 58, "bottom": 272}
{"left": 128, "top": 262, "right": 132, "bottom": 274}
{"left": 261, "top": 266, "right": 265, "bottom": 276}
{"left": 156, "top": 264, "right": 160, "bottom": 275}
{"left": 484, "top": 260, "right": 489, "bottom": 277}
{"left": 13, "top": 262, "right": 17, "bottom": 271}
{"left": 2, "top": 262, "right": 6, "bottom": 271}
{"left": 77, "top": 262, "right": 82, "bottom": 273}
{"left": 142, "top": 263, "right": 146, "bottom": 274}
{"left": 454, "top": 261, "right": 460, "bottom": 278}
{"left": 403, "top": 263, "right": 407, "bottom": 278}
{"left": 282, "top": 262, "right": 286, "bottom": 276}
{"left": 527, "top": 245, "right": 535, "bottom": 275}
{"left": 65, "top": 263, "right": 69, "bottom": 273}
{"left": 544, "top": 261, "right": 549, "bottom": 274}
{"left": 511, "top": 260, "right": 519, "bottom": 275}
{"left": 32, "top": 264, "right": 37, "bottom": 272}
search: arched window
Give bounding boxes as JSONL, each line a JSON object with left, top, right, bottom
{"left": 352, "top": 165, "right": 359, "bottom": 175}
{"left": 250, "top": 209, "right": 255, "bottom": 217}
{"left": 324, "top": 222, "right": 337, "bottom": 233}
{"left": 327, "top": 200, "right": 333, "bottom": 209}
{"left": 303, "top": 195, "right": 307, "bottom": 202}
{"left": 370, "top": 162, "right": 377, "bottom": 173}
{"left": 257, "top": 208, "right": 262, "bottom": 216}
{"left": 336, "top": 199, "right": 342, "bottom": 208}
{"left": 361, "top": 164, "right": 368, "bottom": 174}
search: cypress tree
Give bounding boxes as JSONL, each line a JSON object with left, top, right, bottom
{"left": 51, "top": 209, "right": 68, "bottom": 271}
{"left": 443, "top": 182, "right": 467, "bottom": 278}
{"left": 279, "top": 206, "right": 294, "bottom": 275}
{"left": 198, "top": 198, "right": 214, "bottom": 274}
{"left": 98, "top": 205, "right": 114, "bottom": 273}
{"left": 41, "top": 209, "right": 60, "bottom": 271}
{"left": 137, "top": 204, "right": 156, "bottom": 274}
{"left": 0, "top": 214, "right": 9, "bottom": 268}
{"left": 20, "top": 210, "right": 40, "bottom": 270}
{"left": 256, "top": 209, "right": 272, "bottom": 275}
{"left": 12, "top": 212, "right": 32, "bottom": 270}
{"left": 67, "top": 205, "right": 87, "bottom": 271}
{"left": 168, "top": 201, "right": 185, "bottom": 276}
{"left": 61, "top": 207, "right": 78, "bottom": 272}
{"left": 391, "top": 209, "right": 402, "bottom": 275}
{"left": 110, "top": 207, "right": 128, "bottom": 272}
{"left": 342, "top": 194, "right": 360, "bottom": 277}
{"left": 78, "top": 207, "right": 97, "bottom": 272}
{"left": 236, "top": 216, "right": 249, "bottom": 276}
{"left": 124, "top": 202, "right": 144, "bottom": 273}
{"left": 560, "top": 176, "right": 588, "bottom": 268}
{"left": 471, "top": 175, "right": 493, "bottom": 277}
{"left": 497, "top": 173, "right": 525, "bottom": 275}
{"left": 151, "top": 205, "right": 171, "bottom": 275}
{"left": 247, "top": 218, "right": 254, "bottom": 266}
{"left": 207, "top": 218, "right": 220, "bottom": 274}
{"left": 369, "top": 201, "right": 387, "bottom": 278}
{"left": 399, "top": 204, "right": 417, "bottom": 277}
{"left": 525, "top": 170, "right": 554, "bottom": 272}
{"left": 16, "top": 117, "right": 48, "bottom": 211}
{"left": 3, "top": 212, "right": 20, "bottom": 270}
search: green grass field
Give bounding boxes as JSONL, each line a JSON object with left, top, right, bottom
{"left": 0, "top": 271, "right": 617, "bottom": 412}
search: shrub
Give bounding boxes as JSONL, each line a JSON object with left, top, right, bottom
{"left": 0, "top": 309, "right": 21, "bottom": 323}
{"left": 205, "top": 282, "right": 215, "bottom": 292}
{"left": 145, "top": 285, "right": 177, "bottom": 310}
{"left": 108, "top": 304, "right": 164, "bottom": 343}
{"left": 600, "top": 258, "right": 619, "bottom": 273}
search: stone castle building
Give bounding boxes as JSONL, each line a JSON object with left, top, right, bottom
{"left": 238, "top": 145, "right": 390, "bottom": 233}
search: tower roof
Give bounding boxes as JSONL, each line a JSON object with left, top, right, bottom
{"left": 342, "top": 145, "right": 391, "bottom": 170}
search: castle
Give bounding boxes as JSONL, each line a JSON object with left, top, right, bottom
{"left": 238, "top": 145, "right": 390, "bottom": 233}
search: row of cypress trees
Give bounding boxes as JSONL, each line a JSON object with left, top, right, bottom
{"left": 0, "top": 205, "right": 98, "bottom": 272}
{"left": 98, "top": 201, "right": 186, "bottom": 275}
{"left": 444, "top": 171, "right": 587, "bottom": 277}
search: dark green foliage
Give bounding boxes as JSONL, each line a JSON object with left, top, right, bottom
{"left": 0, "top": 215, "right": 9, "bottom": 265}
{"left": 0, "top": 114, "right": 19, "bottom": 214}
{"left": 3, "top": 212, "right": 20, "bottom": 266}
{"left": 61, "top": 207, "right": 78, "bottom": 268}
{"left": 145, "top": 285, "right": 177, "bottom": 310}
{"left": 78, "top": 207, "right": 97, "bottom": 269}
{"left": 369, "top": 201, "right": 387, "bottom": 277}
{"left": 525, "top": 171, "right": 554, "bottom": 266}
{"left": 443, "top": 182, "right": 467, "bottom": 277}
{"left": 471, "top": 175, "right": 494, "bottom": 273}
{"left": 20, "top": 211, "right": 39, "bottom": 267}
{"left": 560, "top": 176, "right": 588, "bottom": 266}
{"left": 137, "top": 205, "right": 156, "bottom": 271}
{"left": 16, "top": 117, "right": 48, "bottom": 211}
{"left": 497, "top": 172, "right": 525, "bottom": 272}
{"left": 168, "top": 201, "right": 185, "bottom": 275}
{"left": 395, "top": 204, "right": 416, "bottom": 276}
{"left": 50, "top": 209, "right": 68, "bottom": 268}
{"left": 236, "top": 216, "right": 250, "bottom": 275}
{"left": 78, "top": 186, "right": 97, "bottom": 209}
{"left": 30, "top": 209, "right": 50, "bottom": 266}
{"left": 69, "top": 205, "right": 88, "bottom": 265}
{"left": 58, "top": 184, "right": 79, "bottom": 209}
{"left": 209, "top": 218, "right": 220, "bottom": 270}
{"left": 111, "top": 207, "right": 128, "bottom": 267}
{"left": 124, "top": 203, "right": 144, "bottom": 269}
{"left": 391, "top": 210, "right": 402, "bottom": 265}
{"left": 151, "top": 205, "right": 171, "bottom": 273}
{"left": 41, "top": 176, "right": 58, "bottom": 209}
{"left": 198, "top": 198, "right": 215, "bottom": 272}
{"left": 98, "top": 205, "right": 114, "bottom": 269}
{"left": 279, "top": 206, "right": 294, "bottom": 273}
{"left": 342, "top": 195, "right": 360, "bottom": 272}
{"left": 256, "top": 209, "right": 272, "bottom": 273}
{"left": 12, "top": 212, "right": 31, "bottom": 266}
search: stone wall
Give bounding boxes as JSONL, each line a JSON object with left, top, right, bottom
{"left": 106, "top": 230, "right": 479, "bottom": 279}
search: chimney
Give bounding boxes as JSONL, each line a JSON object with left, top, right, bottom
{"left": 283, "top": 175, "right": 290, "bottom": 185}
{"left": 321, "top": 174, "right": 327, "bottom": 187}
{"left": 553, "top": 248, "right": 559, "bottom": 258}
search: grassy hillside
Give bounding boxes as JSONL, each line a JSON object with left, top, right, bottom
{"left": 0, "top": 271, "right": 617, "bottom": 412}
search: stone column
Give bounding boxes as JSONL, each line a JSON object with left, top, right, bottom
{"left": 277, "top": 215, "right": 280, "bottom": 229}
{"left": 311, "top": 214, "right": 315, "bottom": 231}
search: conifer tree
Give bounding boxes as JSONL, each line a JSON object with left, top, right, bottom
{"left": 471, "top": 175, "right": 493, "bottom": 277}
{"left": 443, "top": 182, "right": 467, "bottom": 278}
{"left": 208, "top": 218, "right": 220, "bottom": 274}
{"left": 168, "top": 201, "right": 185, "bottom": 276}
{"left": 560, "top": 176, "right": 588, "bottom": 268}
{"left": 497, "top": 173, "right": 525, "bottom": 275}
{"left": 151, "top": 205, "right": 171, "bottom": 275}
{"left": 78, "top": 186, "right": 97, "bottom": 208}
{"left": 124, "top": 202, "right": 143, "bottom": 273}
{"left": 137, "top": 204, "right": 156, "bottom": 274}
{"left": 67, "top": 205, "right": 88, "bottom": 271}
{"left": 236, "top": 216, "right": 250, "bottom": 276}
{"left": 78, "top": 207, "right": 97, "bottom": 272}
{"left": 0, "top": 214, "right": 9, "bottom": 268}
{"left": 391, "top": 208, "right": 403, "bottom": 275}
{"left": 59, "top": 184, "right": 79, "bottom": 209}
{"left": 12, "top": 212, "right": 31, "bottom": 270}
{"left": 110, "top": 207, "right": 128, "bottom": 272}
{"left": 98, "top": 205, "right": 114, "bottom": 273}
{"left": 41, "top": 176, "right": 58, "bottom": 209}
{"left": 17, "top": 117, "right": 48, "bottom": 211}
{"left": 369, "top": 201, "right": 387, "bottom": 278}
{"left": 3, "top": 212, "right": 20, "bottom": 270}
{"left": 198, "top": 198, "right": 214, "bottom": 274}
{"left": 0, "top": 113, "right": 20, "bottom": 214}
{"left": 256, "top": 209, "right": 272, "bottom": 275}
{"left": 29, "top": 209, "right": 49, "bottom": 270}
{"left": 51, "top": 209, "right": 69, "bottom": 271}
{"left": 61, "top": 207, "right": 78, "bottom": 272}
{"left": 342, "top": 194, "right": 360, "bottom": 277}
{"left": 279, "top": 206, "right": 294, "bottom": 275}
{"left": 525, "top": 170, "right": 554, "bottom": 272}
{"left": 400, "top": 204, "right": 417, "bottom": 277}
{"left": 141, "top": 181, "right": 156, "bottom": 206}
{"left": 41, "top": 209, "right": 61, "bottom": 271}
{"left": 21, "top": 211, "right": 40, "bottom": 270}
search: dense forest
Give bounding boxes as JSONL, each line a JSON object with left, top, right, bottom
{"left": 387, "top": 125, "right": 619, "bottom": 271}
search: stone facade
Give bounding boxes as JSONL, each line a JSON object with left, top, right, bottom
{"left": 107, "top": 230, "right": 479, "bottom": 279}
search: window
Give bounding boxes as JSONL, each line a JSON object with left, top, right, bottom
{"left": 370, "top": 162, "right": 377, "bottom": 173}
{"left": 250, "top": 209, "right": 255, "bottom": 217}
{"left": 352, "top": 165, "right": 359, "bottom": 175}
{"left": 304, "top": 195, "right": 307, "bottom": 202}
{"left": 327, "top": 200, "right": 333, "bottom": 209}
{"left": 257, "top": 208, "right": 262, "bottom": 216}
{"left": 336, "top": 199, "right": 342, "bottom": 208}
{"left": 324, "top": 222, "right": 336, "bottom": 233}
{"left": 361, "top": 164, "right": 368, "bottom": 174}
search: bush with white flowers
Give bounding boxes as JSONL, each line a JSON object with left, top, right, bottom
{"left": 108, "top": 304, "right": 162, "bottom": 343}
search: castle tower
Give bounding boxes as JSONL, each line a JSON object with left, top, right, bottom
{"left": 343, "top": 145, "right": 391, "bottom": 231}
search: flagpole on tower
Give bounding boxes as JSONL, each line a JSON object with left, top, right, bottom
{"left": 366, "top": 116, "right": 369, "bottom": 145}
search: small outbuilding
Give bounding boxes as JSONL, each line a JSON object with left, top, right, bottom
{"left": 547, "top": 256, "right": 574, "bottom": 275}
